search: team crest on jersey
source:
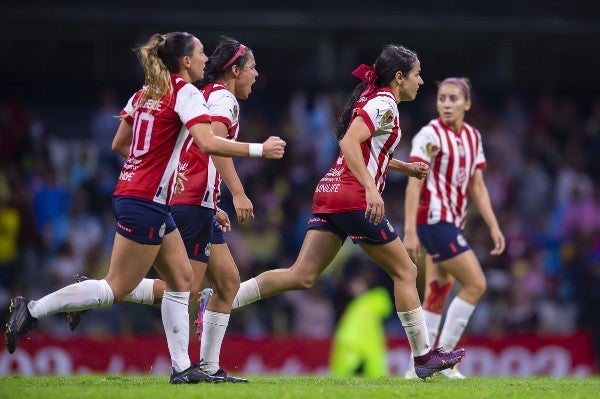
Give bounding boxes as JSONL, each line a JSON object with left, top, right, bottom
{"left": 378, "top": 110, "right": 394, "bottom": 128}
{"left": 425, "top": 142, "right": 439, "bottom": 157}
{"left": 159, "top": 223, "right": 166, "bottom": 238}
{"left": 456, "top": 233, "right": 467, "bottom": 247}
{"left": 232, "top": 105, "right": 239, "bottom": 120}
{"left": 205, "top": 243, "right": 212, "bottom": 257}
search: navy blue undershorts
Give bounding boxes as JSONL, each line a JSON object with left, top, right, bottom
{"left": 307, "top": 210, "right": 398, "bottom": 245}
{"left": 113, "top": 196, "right": 176, "bottom": 245}
{"left": 417, "top": 221, "right": 471, "bottom": 263}
{"left": 171, "top": 204, "right": 224, "bottom": 262}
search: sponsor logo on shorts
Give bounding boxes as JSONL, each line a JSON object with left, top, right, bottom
{"left": 386, "top": 220, "right": 395, "bottom": 233}
{"left": 205, "top": 243, "right": 212, "bottom": 257}
{"left": 349, "top": 235, "right": 366, "bottom": 240}
{"left": 159, "top": 223, "right": 166, "bottom": 238}
{"left": 117, "top": 222, "right": 133, "bottom": 234}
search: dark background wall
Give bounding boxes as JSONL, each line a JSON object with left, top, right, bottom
{"left": 1, "top": 1, "right": 598, "bottom": 105}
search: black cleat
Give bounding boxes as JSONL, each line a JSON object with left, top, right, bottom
{"left": 5, "top": 296, "right": 38, "bottom": 354}
{"left": 66, "top": 274, "right": 90, "bottom": 331}
{"left": 170, "top": 364, "right": 218, "bottom": 384}
{"left": 209, "top": 368, "right": 248, "bottom": 383}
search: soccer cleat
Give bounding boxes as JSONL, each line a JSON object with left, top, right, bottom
{"left": 5, "top": 296, "right": 38, "bottom": 354}
{"left": 208, "top": 368, "right": 248, "bottom": 383}
{"left": 66, "top": 274, "right": 90, "bottom": 331}
{"left": 194, "top": 288, "right": 213, "bottom": 339}
{"left": 170, "top": 364, "right": 217, "bottom": 384}
{"left": 438, "top": 365, "right": 466, "bottom": 379}
{"left": 414, "top": 347, "right": 466, "bottom": 380}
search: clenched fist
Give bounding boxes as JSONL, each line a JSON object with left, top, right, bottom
{"left": 262, "top": 136, "right": 286, "bottom": 159}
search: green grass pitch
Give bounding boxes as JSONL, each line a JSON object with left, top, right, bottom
{"left": 1, "top": 375, "right": 599, "bottom": 399}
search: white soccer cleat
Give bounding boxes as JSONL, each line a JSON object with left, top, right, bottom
{"left": 437, "top": 365, "right": 466, "bottom": 379}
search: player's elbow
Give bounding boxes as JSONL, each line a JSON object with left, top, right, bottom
{"left": 196, "top": 138, "right": 218, "bottom": 155}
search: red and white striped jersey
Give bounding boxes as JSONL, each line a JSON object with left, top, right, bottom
{"left": 409, "top": 117, "right": 487, "bottom": 228}
{"left": 171, "top": 82, "right": 239, "bottom": 209}
{"left": 312, "top": 88, "right": 401, "bottom": 213}
{"left": 114, "top": 74, "right": 211, "bottom": 205}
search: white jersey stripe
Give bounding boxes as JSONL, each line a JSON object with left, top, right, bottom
{"left": 156, "top": 126, "right": 188, "bottom": 204}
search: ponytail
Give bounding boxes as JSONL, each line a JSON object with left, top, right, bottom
{"left": 132, "top": 32, "right": 197, "bottom": 113}
{"left": 334, "top": 44, "right": 418, "bottom": 140}
{"left": 136, "top": 33, "right": 172, "bottom": 111}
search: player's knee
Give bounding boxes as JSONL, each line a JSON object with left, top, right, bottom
{"left": 394, "top": 261, "right": 417, "bottom": 283}
{"left": 466, "top": 277, "right": 486, "bottom": 300}
{"left": 475, "top": 278, "right": 487, "bottom": 297}
{"left": 215, "top": 278, "right": 240, "bottom": 299}
{"left": 171, "top": 272, "right": 193, "bottom": 293}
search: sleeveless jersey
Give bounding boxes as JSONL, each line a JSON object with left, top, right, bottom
{"left": 171, "top": 82, "right": 240, "bottom": 209}
{"left": 312, "top": 88, "right": 401, "bottom": 213}
{"left": 113, "top": 74, "right": 211, "bottom": 205}
{"left": 409, "top": 117, "right": 487, "bottom": 228}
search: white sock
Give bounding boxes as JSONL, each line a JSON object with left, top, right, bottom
{"left": 161, "top": 291, "right": 191, "bottom": 372}
{"left": 424, "top": 310, "right": 442, "bottom": 347}
{"left": 437, "top": 296, "right": 475, "bottom": 350}
{"left": 200, "top": 310, "right": 230, "bottom": 375}
{"left": 232, "top": 278, "right": 260, "bottom": 309}
{"left": 126, "top": 278, "right": 154, "bottom": 305}
{"left": 28, "top": 279, "right": 114, "bottom": 318}
{"left": 397, "top": 307, "right": 431, "bottom": 357}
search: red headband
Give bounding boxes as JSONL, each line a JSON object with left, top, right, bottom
{"left": 222, "top": 44, "right": 246, "bottom": 70}
{"left": 440, "top": 78, "right": 470, "bottom": 99}
{"left": 352, "top": 64, "right": 377, "bottom": 98}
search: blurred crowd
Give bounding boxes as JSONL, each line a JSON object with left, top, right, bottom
{"left": 1, "top": 84, "right": 599, "bottom": 362}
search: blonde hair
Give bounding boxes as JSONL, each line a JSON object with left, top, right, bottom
{"left": 137, "top": 33, "right": 172, "bottom": 111}
{"left": 131, "top": 32, "right": 196, "bottom": 113}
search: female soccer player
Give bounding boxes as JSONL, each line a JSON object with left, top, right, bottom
{"left": 4, "top": 31, "right": 285, "bottom": 384}
{"left": 231, "top": 44, "right": 465, "bottom": 380}
{"left": 403, "top": 77, "right": 505, "bottom": 379}
{"left": 68, "top": 36, "right": 270, "bottom": 383}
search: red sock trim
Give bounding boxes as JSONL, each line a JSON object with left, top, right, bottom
{"left": 423, "top": 280, "right": 452, "bottom": 313}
